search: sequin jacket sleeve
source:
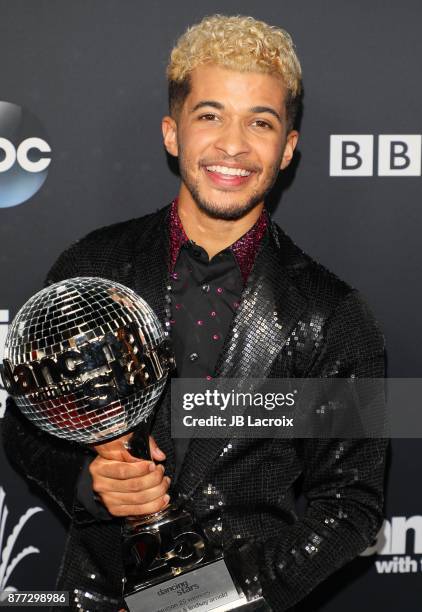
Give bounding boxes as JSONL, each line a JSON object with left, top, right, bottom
{"left": 2, "top": 396, "right": 90, "bottom": 520}
{"left": 232, "top": 290, "right": 387, "bottom": 611}
{"left": 1, "top": 232, "right": 110, "bottom": 521}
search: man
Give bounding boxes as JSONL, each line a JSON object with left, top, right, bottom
{"left": 2, "top": 14, "right": 387, "bottom": 612}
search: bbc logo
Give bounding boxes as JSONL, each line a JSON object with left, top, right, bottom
{"left": 330, "top": 135, "right": 422, "bottom": 176}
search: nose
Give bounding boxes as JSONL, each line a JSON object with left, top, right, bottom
{"left": 213, "top": 119, "right": 251, "bottom": 158}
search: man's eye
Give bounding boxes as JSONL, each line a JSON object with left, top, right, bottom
{"left": 253, "top": 120, "right": 272, "bottom": 129}
{"left": 198, "top": 113, "right": 218, "bottom": 121}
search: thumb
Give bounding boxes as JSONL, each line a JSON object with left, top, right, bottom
{"left": 149, "top": 435, "right": 166, "bottom": 461}
{"left": 94, "top": 432, "right": 138, "bottom": 462}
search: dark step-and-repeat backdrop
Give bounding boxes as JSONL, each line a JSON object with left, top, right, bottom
{"left": 0, "top": 2, "right": 420, "bottom": 610}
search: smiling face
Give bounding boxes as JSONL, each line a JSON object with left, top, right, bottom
{"left": 162, "top": 64, "right": 298, "bottom": 221}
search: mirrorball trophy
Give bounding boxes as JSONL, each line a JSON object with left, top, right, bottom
{"left": 1, "top": 277, "right": 265, "bottom": 612}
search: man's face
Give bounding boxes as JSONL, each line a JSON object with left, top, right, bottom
{"left": 162, "top": 64, "right": 298, "bottom": 220}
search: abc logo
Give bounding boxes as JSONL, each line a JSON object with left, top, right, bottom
{"left": 0, "top": 137, "right": 51, "bottom": 173}
{"left": 0, "top": 100, "right": 52, "bottom": 208}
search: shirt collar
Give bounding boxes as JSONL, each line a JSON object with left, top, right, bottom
{"left": 168, "top": 197, "right": 267, "bottom": 284}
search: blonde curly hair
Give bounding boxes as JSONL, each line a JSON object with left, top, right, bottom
{"left": 167, "top": 14, "right": 302, "bottom": 130}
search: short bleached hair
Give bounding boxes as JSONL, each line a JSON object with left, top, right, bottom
{"left": 167, "top": 14, "right": 303, "bottom": 130}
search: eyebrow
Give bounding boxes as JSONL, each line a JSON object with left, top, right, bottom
{"left": 191, "top": 100, "right": 224, "bottom": 113}
{"left": 190, "top": 101, "right": 282, "bottom": 123}
{"left": 250, "top": 105, "right": 282, "bottom": 123}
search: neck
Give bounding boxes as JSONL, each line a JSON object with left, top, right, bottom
{"left": 177, "top": 187, "right": 264, "bottom": 260}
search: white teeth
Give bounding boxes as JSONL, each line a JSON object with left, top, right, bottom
{"left": 206, "top": 165, "right": 251, "bottom": 177}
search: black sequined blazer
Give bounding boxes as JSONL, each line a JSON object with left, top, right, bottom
{"left": 2, "top": 204, "right": 387, "bottom": 611}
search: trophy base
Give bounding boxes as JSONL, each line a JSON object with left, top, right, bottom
{"left": 124, "top": 557, "right": 270, "bottom": 612}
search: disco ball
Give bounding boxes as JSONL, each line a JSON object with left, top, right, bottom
{"left": 1, "top": 277, "right": 171, "bottom": 444}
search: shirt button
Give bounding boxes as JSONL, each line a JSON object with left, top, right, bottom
{"left": 189, "top": 352, "right": 199, "bottom": 362}
{"left": 201, "top": 284, "right": 210, "bottom": 293}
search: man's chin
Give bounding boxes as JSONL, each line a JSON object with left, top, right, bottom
{"left": 193, "top": 195, "right": 263, "bottom": 221}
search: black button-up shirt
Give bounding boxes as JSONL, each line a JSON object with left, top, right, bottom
{"left": 168, "top": 199, "right": 268, "bottom": 478}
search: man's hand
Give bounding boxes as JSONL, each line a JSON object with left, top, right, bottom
{"left": 89, "top": 434, "right": 171, "bottom": 517}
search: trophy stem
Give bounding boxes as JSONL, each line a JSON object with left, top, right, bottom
{"left": 127, "top": 421, "right": 151, "bottom": 460}
{"left": 125, "top": 420, "right": 178, "bottom": 526}
{"left": 125, "top": 506, "right": 175, "bottom": 529}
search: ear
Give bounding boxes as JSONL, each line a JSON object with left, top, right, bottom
{"left": 162, "top": 115, "right": 178, "bottom": 157}
{"left": 280, "top": 130, "right": 299, "bottom": 170}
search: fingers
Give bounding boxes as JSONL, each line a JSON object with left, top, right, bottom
{"left": 90, "top": 434, "right": 169, "bottom": 518}
{"left": 95, "top": 476, "right": 171, "bottom": 518}
{"left": 91, "top": 460, "right": 165, "bottom": 489}
{"left": 94, "top": 434, "right": 166, "bottom": 464}
{"left": 106, "top": 494, "right": 171, "bottom": 518}
{"left": 99, "top": 477, "right": 170, "bottom": 507}
{"left": 149, "top": 435, "right": 166, "bottom": 461}
{"left": 90, "top": 455, "right": 155, "bottom": 481}
{"left": 89, "top": 456, "right": 171, "bottom": 517}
